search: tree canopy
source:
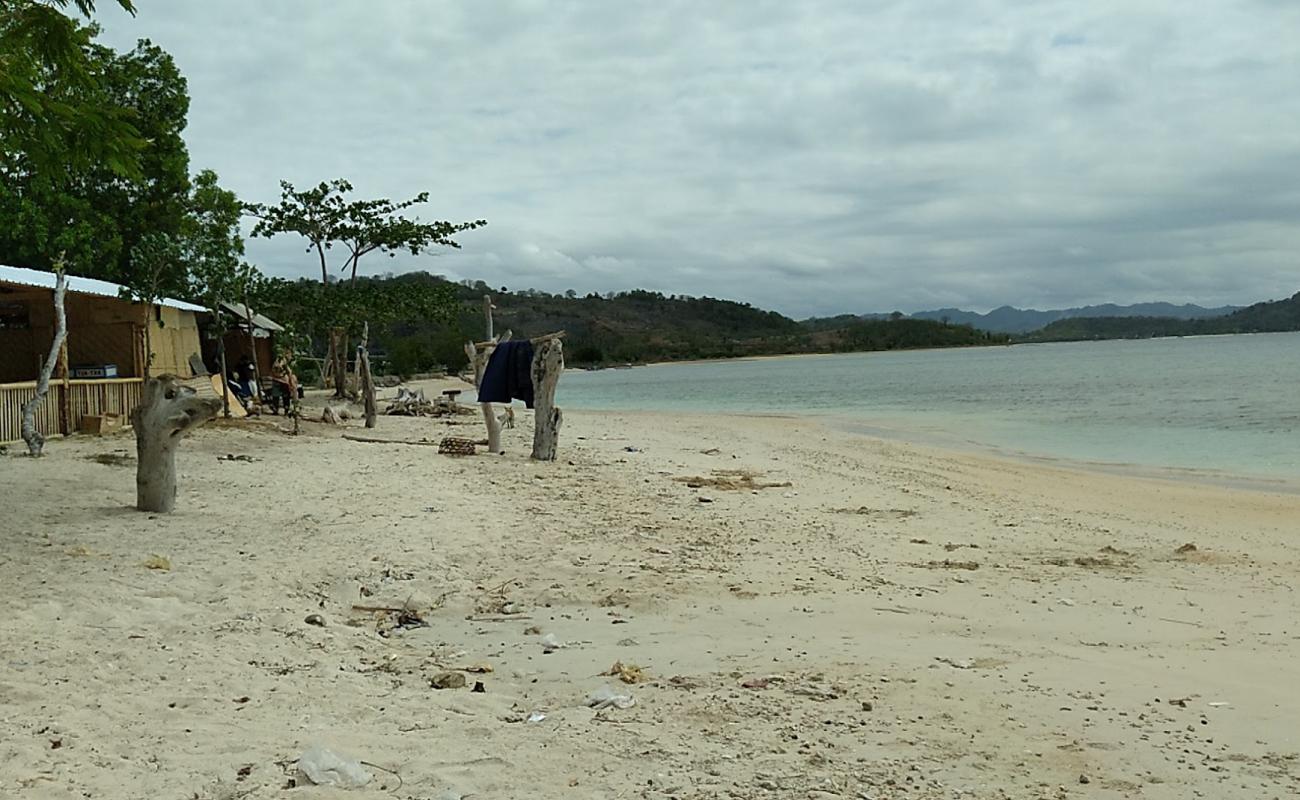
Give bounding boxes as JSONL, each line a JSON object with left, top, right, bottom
{"left": 0, "top": 25, "right": 191, "bottom": 284}
{"left": 0, "top": 0, "right": 142, "bottom": 179}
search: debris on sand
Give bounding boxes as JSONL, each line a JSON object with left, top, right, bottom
{"left": 1176, "top": 543, "right": 1198, "bottom": 554}
{"left": 676, "top": 469, "right": 792, "bottom": 491}
{"left": 142, "top": 554, "right": 172, "bottom": 571}
{"left": 86, "top": 453, "right": 133, "bottom": 467}
{"left": 922, "top": 559, "right": 980, "bottom": 571}
{"left": 604, "top": 661, "right": 648, "bottom": 684}
{"left": 429, "top": 671, "right": 468, "bottom": 690}
{"left": 587, "top": 686, "right": 635, "bottom": 709}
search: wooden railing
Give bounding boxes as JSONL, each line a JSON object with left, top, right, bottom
{"left": 0, "top": 378, "right": 143, "bottom": 443}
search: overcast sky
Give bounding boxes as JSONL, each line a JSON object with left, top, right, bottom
{"left": 96, "top": 1, "right": 1300, "bottom": 317}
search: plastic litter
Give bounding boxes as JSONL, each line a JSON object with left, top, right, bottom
{"left": 296, "top": 744, "right": 372, "bottom": 788}
{"left": 527, "top": 711, "right": 547, "bottom": 723}
{"left": 587, "top": 685, "right": 636, "bottom": 710}
{"left": 540, "top": 633, "right": 565, "bottom": 652}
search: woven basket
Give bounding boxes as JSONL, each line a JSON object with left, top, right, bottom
{"left": 437, "top": 436, "right": 478, "bottom": 456}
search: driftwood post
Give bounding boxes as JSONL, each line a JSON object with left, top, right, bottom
{"left": 20, "top": 270, "right": 69, "bottom": 456}
{"left": 131, "top": 375, "right": 222, "bottom": 513}
{"left": 359, "top": 348, "right": 377, "bottom": 428}
{"left": 530, "top": 336, "right": 564, "bottom": 461}
{"left": 477, "top": 296, "right": 502, "bottom": 452}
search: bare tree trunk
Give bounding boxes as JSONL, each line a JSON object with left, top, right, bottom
{"left": 142, "top": 303, "right": 153, "bottom": 379}
{"left": 21, "top": 272, "right": 69, "bottom": 456}
{"left": 360, "top": 347, "right": 377, "bottom": 428}
{"left": 530, "top": 338, "right": 564, "bottom": 461}
{"left": 131, "top": 375, "right": 222, "bottom": 513}
{"left": 216, "top": 320, "right": 231, "bottom": 419}
{"left": 242, "top": 296, "right": 262, "bottom": 402}
{"left": 354, "top": 321, "right": 368, "bottom": 398}
{"left": 330, "top": 328, "right": 347, "bottom": 398}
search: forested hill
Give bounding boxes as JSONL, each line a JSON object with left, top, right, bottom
{"left": 366, "top": 274, "right": 1009, "bottom": 374}
{"left": 1019, "top": 291, "right": 1300, "bottom": 342}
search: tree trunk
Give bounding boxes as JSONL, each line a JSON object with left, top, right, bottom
{"left": 20, "top": 272, "right": 69, "bottom": 456}
{"left": 131, "top": 375, "right": 222, "bottom": 513}
{"left": 530, "top": 338, "right": 564, "bottom": 461}
{"left": 360, "top": 347, "right": 377, "bottom": 428}
{"left": 216, "top": 323, "right": 231, "bottom": 419}
{"left": 142, "top": 303, "right": 153, "bottom": 379}
{"left": 354, "top": 321, "right": 368, "bottom": 399}
{"left": 242, "top": 296, "right": 262, "bottom": 401}
{"left": 330, "top": 328, "right": 347, "bottom": 398}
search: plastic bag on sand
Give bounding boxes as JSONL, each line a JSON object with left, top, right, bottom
{"left": 587, "top": 685, "right": 635, "bottom": 710}
{"left": 297, "top": 744, "right": 372, "bottom": 788}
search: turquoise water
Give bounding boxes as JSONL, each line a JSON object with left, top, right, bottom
{"left": 558, "top": 332, "right": 1300, "bottom": 483}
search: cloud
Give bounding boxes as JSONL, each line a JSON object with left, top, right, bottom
{"left": 95, "top": 0, "right": 1300, "bottom": 317}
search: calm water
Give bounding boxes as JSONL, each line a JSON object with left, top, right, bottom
{"left": 557, "top": 332, "right": 1300, "bottom": 483}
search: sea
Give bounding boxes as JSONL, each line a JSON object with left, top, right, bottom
{"left": 556, "top": 332, "right": 1300, "bottom": 487}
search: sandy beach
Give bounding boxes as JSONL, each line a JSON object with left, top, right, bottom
{"left": 3, "top": 377, "right": 1298, "bottom": 800}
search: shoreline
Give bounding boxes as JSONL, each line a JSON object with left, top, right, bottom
{"left": 552, "top": 401, "right": 1300, "bottom": 496}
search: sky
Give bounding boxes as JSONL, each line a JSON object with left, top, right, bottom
{"left": 95, "top": 1, "right": 1300, "bottom": 318}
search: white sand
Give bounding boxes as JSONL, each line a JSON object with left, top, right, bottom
{"left": 3, "top": 378, "right": 1298, "bottom": 799}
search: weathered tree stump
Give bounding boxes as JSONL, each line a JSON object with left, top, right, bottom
{"left": 530, "top": 338, "right": 564, "bottom": 461}
{"left": 131, "top": 375, "right": 222, "bottom": 513}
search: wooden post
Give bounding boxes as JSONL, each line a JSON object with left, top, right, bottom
{"left": 530, "top": 337, "right": 564, "bottom": 461}
{"left": 478, "top": 297, "right": 500, "bottom": 452}
{"left": 131, "top": 375, "right": 221, "bottom": 513}
{"left": 360, "top": 347, "right": 377, "bottom": 428}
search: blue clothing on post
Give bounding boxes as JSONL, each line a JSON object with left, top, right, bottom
{"left": 478, "top": 340, "right": 535, "bottom": 409}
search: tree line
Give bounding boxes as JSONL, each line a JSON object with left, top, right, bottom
{"left": 0, "top": 1, "right": 483, "bottom": 396}
{"left": 1017, "top": 291, "right": 1300, "bottom": 342}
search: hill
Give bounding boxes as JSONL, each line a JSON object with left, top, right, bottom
{"left": 1020, "top": 291, "right": 1300, "bottom": 341}
{"left": 905, "top": 302, "right": 1241, "bottom": 334}
{"left": 359, "top": 274, "right": 1009, "bottom": 375}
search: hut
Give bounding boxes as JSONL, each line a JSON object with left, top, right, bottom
{"left": 199, "top": 300, "right": 284, "bottom": 386}
{"left": 0, "top": 264, "right": 206, "bottom": 443}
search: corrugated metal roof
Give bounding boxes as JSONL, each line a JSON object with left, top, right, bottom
{"left": 0, "top": 264, "right": 208, "bottom": 313}
{"left": 219, "top": 300, "right": 284, "bottom": 332}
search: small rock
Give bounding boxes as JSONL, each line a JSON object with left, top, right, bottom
{"left": 698, "top": 496, "right": 714, "bottom": 504}
{"left": 471, "top": 681, "right": 486, "bottom": 693}
{"left": 862, "top": 701, "right": 874, "bottom": 712}
{"left": 430, "top": 671, "right": 467, "bottom": 690}
{"left": 1079, "top": 774, "right": 1091, "bottom": 784}
{"left": 304, "top": 614, "right": 326, "bottom": 627}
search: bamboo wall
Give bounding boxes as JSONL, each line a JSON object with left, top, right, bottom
{"left": 0, "top": 378, "right": 143, "bottom": 443}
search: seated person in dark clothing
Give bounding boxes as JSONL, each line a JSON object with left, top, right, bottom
{"left": 235, "top": 356, "right": 256, "bottom": 398}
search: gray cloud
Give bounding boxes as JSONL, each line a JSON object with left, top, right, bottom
{"left": 96, "top": 0, "right": 1300, "bottom": 317}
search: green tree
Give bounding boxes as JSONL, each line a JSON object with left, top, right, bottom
{"left": 246, "top": 179, "right": 484, "bottom": 396}
{"left": 0, "top": 28, "right": 192, "bottom": 283}
{"left": 0, "top": 0, "right": 142, "bottom": 179}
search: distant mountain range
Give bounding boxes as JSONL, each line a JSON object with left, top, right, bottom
{"left": 880, "top": 303, "right": 1244, "bottom": 334}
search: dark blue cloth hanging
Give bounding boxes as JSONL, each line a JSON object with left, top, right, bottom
{"left": 478, "top": 340, "right": 535, "bottom": 408}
